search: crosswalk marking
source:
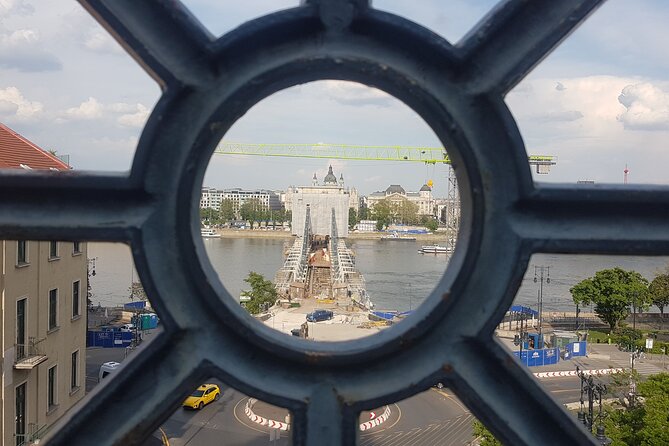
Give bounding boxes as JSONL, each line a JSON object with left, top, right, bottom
{"left": 360, "top": 414, "right": 473, "bottom": 446}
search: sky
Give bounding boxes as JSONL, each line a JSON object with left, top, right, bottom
{"left": 2, "top": 0, "right": 669, "bottom": 197}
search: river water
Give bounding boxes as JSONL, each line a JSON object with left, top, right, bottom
{"left": 88, "top": 239, "right": 669, "bottom": 313}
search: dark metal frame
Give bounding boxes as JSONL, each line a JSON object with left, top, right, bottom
{"left": 3, "top": 0, "right": 662, "bottom": 444}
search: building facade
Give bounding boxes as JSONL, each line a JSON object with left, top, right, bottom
{"left": 366, "top": 183, "right": 436, "bottom": 217}
{"left": 290, "top": 166, "right": 351, "bottom": 237}
{"left": 284, "top": 170, "right": 359, "bottom": 214}
{"left": 0, "top": 123, "right": 87, "bottom": 446}
{"left": 200, "top": 187, "right": 282, "bottom": 215}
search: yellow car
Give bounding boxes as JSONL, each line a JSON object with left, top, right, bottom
{"left": 182, "top": 384, "right": 221, "bottom": 410}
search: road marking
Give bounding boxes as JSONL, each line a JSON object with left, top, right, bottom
{"left": 432, "top": 387, "right": 469, "bottom": 413}
{"left": 232, "top": 398, "right": 267, "bottom": 434}
{"left": 359, "top": 403, "right": 402, "bottom": 436}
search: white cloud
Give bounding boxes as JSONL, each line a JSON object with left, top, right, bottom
{"left": 61, "top": 98, "right": 149, "bottom": 128}
{"left": 617, "top": 82, "right": 669, "bottom": 131}
{"left": 0, "top": 86, "right": 42, "bottom": 119}
{"left": 83, "top": 29, "right": 123, "bottom": 55}
{"left": 322, "top": 80, "right": 394, "bottom": 108}
{"left": 64, "top": 97, "right": 104, "bottom": 120}
{"left": 0, "top": 0, "right": 33, "bottom": 17}
{"left": 1, "top": 28, "right": 37, "bottom": 45}
{"left": 117, "top": 104, "right": 149, "bottom": 128}
{"left": 0, "top": 28, "right": 61, "bottom": 71}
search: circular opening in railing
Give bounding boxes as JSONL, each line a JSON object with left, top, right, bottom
{"left": 199, "top": 80, "right": 463, "bottom": 341}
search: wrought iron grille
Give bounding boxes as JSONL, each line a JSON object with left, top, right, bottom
{"left": 2, "top": 0, "right": 663, "bottom": 444}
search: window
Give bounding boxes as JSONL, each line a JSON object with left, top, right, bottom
{"left": 73, "top": 241, "right": 82, "bottom": 254}
{"left": 16, "top": 298, "right": 27, "bottom": 360}
{"left": 15, "top": 382, "right": 26, "bottom": 446}
{"left": 48, "top": 289, "right": 58, "bottom": 331}
{"left": 71, "top": 351, "right": 79, "bottom": 390}
{"left": 49, "top": 241, "right": 59, "bottom": 259}
{"left": 48, "top": 365, "right": 57, "bottom": 410}
{"left": 72, "top": 281, "right": 80, "bottom": 318}
{"left": 16, "top": 240, "right": 28, "bottom": 265}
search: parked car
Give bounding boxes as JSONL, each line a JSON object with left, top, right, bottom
{"left": 182, "top": 384, "right": 221, "bottom": 410}
{"left": 306, "top": 309, "right": 334, "bottom": 322}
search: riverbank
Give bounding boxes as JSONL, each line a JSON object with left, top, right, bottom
{"left": 216, "top": 228, "right": 450, "bottom": 241}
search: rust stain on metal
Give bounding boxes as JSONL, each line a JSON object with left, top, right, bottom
{"left": 305, "top": 351, "right": 331, "bottom": 364}
{"left": 442, "top": 364, "right": 454, "bottom": 374}
{"left": 441, "top": 292, "right": 451, "bottom": 301}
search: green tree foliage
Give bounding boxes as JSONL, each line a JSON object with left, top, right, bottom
{"left": 285, "top": 210, "right": 292, "bottom": 229}
{"left": 372, "top": 199, "right": 392, "bottom": 230}
{"left": 239, "top": 198, "right": 263, "bottom": 229}
{"left": 648, "top": 272, "right": 669, "bottom": 331}
{"left": 605, "top": 373, "right": 669, "bottom": 446}
{"left": 358, "top": 206, "right": 369, "bottom": 221}
{"left": 570, "top": 268, "right": 649, "bottom": 333}
{"left": 471, "top": 420, "right": 502, "bottom": 446}
{"left": 396, "top": 199, "right": 419, "bottom": 224}
{"left": 219, "top": 199, "right": 236, "bottom": 222}
{"left": 240, "top": 272, "right": 278, "bottom": 315}
{"left": 424, "top": 218, "right": 438, "bottom": 232}
{"left": 348, "top": 208, "right": 357, "bottom": 229}
{"left": 199, "top": 207, "right": 219, "bottom": 225}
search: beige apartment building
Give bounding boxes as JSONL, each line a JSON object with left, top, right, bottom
{"left": 0, "top": 123, "right": 87, "bottom": 445}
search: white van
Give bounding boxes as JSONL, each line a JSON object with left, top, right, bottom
{"left": 99, "top": 361, "right": 121, "bottom": 381}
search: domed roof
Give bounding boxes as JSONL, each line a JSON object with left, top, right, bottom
{"left": 324, "top": 165, "right": 338, "bottom": 184}
{"left": 420, "top": 184, "right": 432, "bottom": 192}
{"left": 385, "top": 184, "right": 406, "bottom": 195}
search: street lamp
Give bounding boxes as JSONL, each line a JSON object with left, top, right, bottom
{"left": 629, "top": 348, "right": 641, "bottom": 407}
{"left": 534, "top": 266, "right": 550, "bottom": 347}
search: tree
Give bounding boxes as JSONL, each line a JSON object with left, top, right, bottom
{"left": 348, "top": 208, "right": 357, "bottom": 229}
{"left": 239, "top": 198, "right": 262, "bottom": 229}
{"left": 285, "top": 210, "right": 292, "bottom": 229}
{"left": 648, "top": 272, "right": 669, "bottom": 331}
{"left": 604, "top": 372, "right": 669, "bottom": 446}
{"left": 372, "top": 199, "right": 392, "bottom": 230}
{"left": 397, "top": 199, "right": 419, "bottom": 224}
{"left": 570, "top": 268, "right": 649, "bottom": 333}
{"left": 240, "top": 272, "right": 278, "bottom": 315}
{"left": 199, "top": 207, "right": 219, "bottom": 226}
{"left": 471, "top": 420, "right": 502, "bottom": 446}
{"left": 358, "top": 206, "right": 369, "bottom": 221}
{"left": 424, "top": 218, "right": 438, "bottom": 232}
{"left": 219, "top": 199, "right": 236, "bottom": 222}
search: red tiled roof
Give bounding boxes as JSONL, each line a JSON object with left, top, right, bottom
{"left": 0, "top": 122, "right": 70, "bottom": 170}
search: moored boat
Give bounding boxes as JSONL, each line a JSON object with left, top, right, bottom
{"left": 380, "top": 232, "right": 417, "bottom": 241}
{"left": 201, "top": 228, "right": 220, "bottom": 238}
{"left": 418, "top": 244, "right": 450, "bottom": 254}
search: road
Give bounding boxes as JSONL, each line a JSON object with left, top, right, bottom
{"left": 146, "top": 375, "right": 629, "bottom": 445}
{"left": 146, "top": 386, "right": 472, "bottom": 445}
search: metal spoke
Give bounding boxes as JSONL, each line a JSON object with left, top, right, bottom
{"left": 459, "top": 0, "right": 605, "bottom": 95}
{"left": 79, "top": 0, "right": 216, "bottom": 88}
{"left": 449, "top": 339, "right": 597, "bottom": 445}
{"left": 513, "top": 185, "right": 669, "bottom": 254}
{"left": 0, "top": 173, "right": 152, "bottom": 240}
{"left": 44, "top": 333, "right": 203, "bottom": 446}
{"left": 297, "top": 387, "right": 350, "bottom": 446}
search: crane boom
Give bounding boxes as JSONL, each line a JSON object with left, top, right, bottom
{"left": 215, "top": 141, "right": 556, "bottom": 172}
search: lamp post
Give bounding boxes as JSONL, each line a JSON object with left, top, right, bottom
{"left": 534, "top": 266, "right": 550, "bottom": 347}
{"left": 629, "top": 348, "right": 640, "bottom": 407}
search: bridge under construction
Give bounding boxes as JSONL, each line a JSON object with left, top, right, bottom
{"left": 274, "top": 207, "right": 372, "bottom": 310}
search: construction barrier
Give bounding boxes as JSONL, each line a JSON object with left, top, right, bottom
{"left": 514, "top": 347, "right": 560, "bottom": 367}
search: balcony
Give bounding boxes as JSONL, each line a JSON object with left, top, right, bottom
{"left": 16, "top": 422, "right": 48, "bottom": 446}
{"left": 14, "top": 337, "right": 48, "bottom": 370}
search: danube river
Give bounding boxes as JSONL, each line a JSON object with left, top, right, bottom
{"left": 88, "top": 239, "right": 669, "bottom": 313}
